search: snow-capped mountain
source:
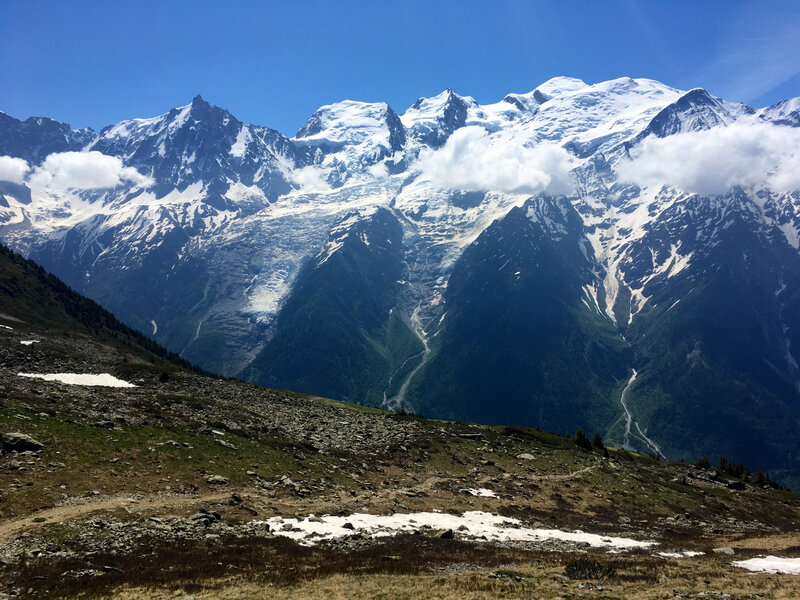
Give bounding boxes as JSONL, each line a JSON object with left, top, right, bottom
{"left": 2, "top": 76, "right": 800, "bottom": 485}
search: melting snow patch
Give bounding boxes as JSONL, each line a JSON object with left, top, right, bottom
{"left": 0, "top": 324, "right": 13, "bottom": 330}
{"left": 733, "top": 556, "right": 800, "bottom": 575}
{"left": 17, "top": 373, "right": 137, "bottom": 388}
{"left": 20, "top": 340, "right": 40, "bottom": 346}
{"left": 658, "top": 551, "right": 704, "bottom": 559}
{"left": 259, "top": 511, "right": 654, "bottom": 550}
{"left": 463, "top": 488, "right": 497, "bottom": 498}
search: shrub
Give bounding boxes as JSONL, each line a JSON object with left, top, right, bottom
{"left": 591, "top": 433, "right": 604, "bottom": 449}
{"left": 697, "top": 456, "right": 710, "bottom": 469}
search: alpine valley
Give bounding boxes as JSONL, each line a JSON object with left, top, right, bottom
{"left": 2, "top": 76, "right": 800, "bottom": 486}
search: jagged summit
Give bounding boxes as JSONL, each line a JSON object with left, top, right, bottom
{"left": 401, "top": 89, "right": 477, "bottom": 147}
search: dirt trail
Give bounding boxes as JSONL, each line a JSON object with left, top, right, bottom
{"left": 533, "top": 464, "right": 596, "bottom": 481}
{"left": 0, "top": 492, "right": 230, "bottom": 543}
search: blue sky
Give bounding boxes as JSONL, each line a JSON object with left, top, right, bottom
{"left": 2, "top": 0, "right": 799, "bottom": 136}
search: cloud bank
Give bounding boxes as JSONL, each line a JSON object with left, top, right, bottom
{"left": 29, "top": 151, "right": 153, "bottom": 190}
{"left": 618, "top": 123, "right": 800, "bottom": 195}
{"left": 0, "top": 156, "right": 31, "bottom": 184}
{"left": 417, "top": 126, "right": 575, "bottom": 195}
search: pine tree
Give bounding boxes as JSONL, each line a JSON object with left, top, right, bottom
{"left": 575, "top": 429, "right": 592, "bottom": 450}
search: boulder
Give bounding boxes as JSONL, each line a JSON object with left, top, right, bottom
{"left": 190, "top": 509, "right": 222, "bottom": 526}
{"left": 435, "top": 529, "right": 455, "bottom": 539}
{"left": 1, "top": 432, "right": 44, "bottom": 453}
{"left": 204, "top": 474, "right": 229, "bottom": 485}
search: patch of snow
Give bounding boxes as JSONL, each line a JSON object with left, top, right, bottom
{"left": 230, "top": 126, "right": 252, "bottom": 158}
{"left": 779, "top": 221, "right": 800, "bottom": 249}
{"left": 733, "top": 556, "right": 800, "bottom": 574}
{"left": 657, "top": 551, "right": 704, "bottom": 559}
{"left": 19, "top": 340, "right": 39, "bottom": 345}
{"left": 463, "top": 488, "right": 497, "bottom": 498}
{"left": 17, "top": 373, "right": 137, "bottom": 388}
{"left": 259, "top": 511, "right": 654, "bottom": 550}
{"left": 150, "top": 320, "right": 158, "bottom": 336}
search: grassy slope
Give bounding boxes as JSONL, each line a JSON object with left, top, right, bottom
{"left": 0, "top": 243, "right": 207, "bottom": 374}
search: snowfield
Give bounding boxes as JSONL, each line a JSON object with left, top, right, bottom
{"left": 733, "top": 556, "right": 800, "bottom": 574}
{"left": 17, "top": 373, "right": 137, "bottom": 388}
{"left": 260, "top": 510, "right": 655, "bottom": 549}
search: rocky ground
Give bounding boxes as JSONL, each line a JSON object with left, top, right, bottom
{"left": 1, "top": 317, "right": 800, "bottom": 599}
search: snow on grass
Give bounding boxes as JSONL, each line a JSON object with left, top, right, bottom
{"left": 19, "top": 340, "right": 39, "bottom": 345}
{"left": 733, "top": 556, "right": 800, "bottom": 574}
{"left": 462, "top": 488, "right": 497, "bottom": 498}
{"left": 17, "top": 373, "right": 137, "bottom": 388}
{"left": 260, "top": 511, "right": 654, "bottom": 550}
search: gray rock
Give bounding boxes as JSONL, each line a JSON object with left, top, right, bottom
{"left": 516, "top": 453, "right": 535, "bottom": 460}
{"left": 215, "top": 438, "right": 237, "bottom": 450}
{"left": 205, "top": 474, "right": 229, "bottom": 485}
{"left": 435, "top": 528, "right": 454, "bottom": 539}
{"left": 713, "top": 547, "right": 735, "bottom": 555}
{"left": 1, "top": 432, "right": 44, "bottom": 453}
{"left": 190, "top": 509, "right": 222, "bottom": 526}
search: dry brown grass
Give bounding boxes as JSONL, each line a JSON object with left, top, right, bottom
{"left": 113, "top": 557, "right": 800, "bottom": 600}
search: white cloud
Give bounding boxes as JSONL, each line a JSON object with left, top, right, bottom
{"left": 617, "top": 123, "right": 800, "bottom": 195}
{"left": 287, "top": 165, "right": 332, "bottom": 193}
{"left": 28, "top": 151, "right": 153, "bottom": 190}
{"left": 366, "top": 161, "right": 389, "bottom": 180}
{"left": 417, "top": 126, "right": 575, "bottom": 195}
{"left": 0, "top": 156, "right": 30, "bottom": 184}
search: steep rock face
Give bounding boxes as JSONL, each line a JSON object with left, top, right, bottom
{"left": 410, "top": 197, "right": 629, "bottom": 432}
{"left": 294, "top": 100, "right": 406, "bottom": 186}
{"left": 634, "top": 88, "right": 746, "bottom": 141}
{"left": 620, "top": 189, "right": 800, "bottom": 474}
{"left": 2, "top": 78, "right": 800, "bottom": 484}
{"left": 402, "top": 89, "right": 474, "bottom": 148}
{"left": 0, "top": 112, "right": 94, "bottom": 163}
{"left": 91, "top": 95, "right": 295, "bottom": 206}
{"left": 759, "top": 98, "right": 800, "bottom": 127}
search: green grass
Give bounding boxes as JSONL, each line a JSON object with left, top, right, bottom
{"left": 0, "top": 407, "right": 342, "bottom": 516}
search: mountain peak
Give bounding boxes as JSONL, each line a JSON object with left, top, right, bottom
{"left": 294, "top": 99, "right": 398, "bottom": 140}
{"left": 186, "top": 94, "right": 215, "bottom": 117}
{"left": 534, "top": 76, "right": 588, "bottom": 99}
{"left": 408, "top": 88, "right": 473, "bottom": 112}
